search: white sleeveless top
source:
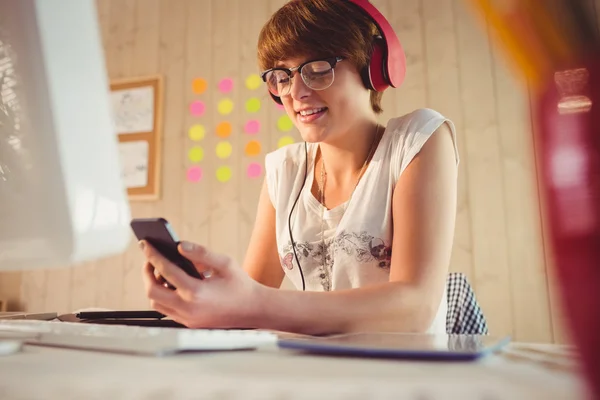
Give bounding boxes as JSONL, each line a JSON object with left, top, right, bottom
{"left": 264, "top": 108, "right": 459, "bottom": 334}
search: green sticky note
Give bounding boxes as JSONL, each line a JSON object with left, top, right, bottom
{"left": 277, "top": 136, "right": 295, "bottom": 148}
{"left": 216, "top": 166, "right": 232, "bottom": 182}
{"left": 245, "top": 97, "right": 261, "bottom": 113}
{"left": 188, "top": 146, "right": 204, "bottom": 162}
{"left": 277, "top": 115, "right": 294, "bottom": 132}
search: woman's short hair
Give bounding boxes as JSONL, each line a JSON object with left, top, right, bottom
{"left": 257, "top": 0, "right": 384, "bottom": 114}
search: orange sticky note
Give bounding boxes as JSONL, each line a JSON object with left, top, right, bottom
{"left": 245, "top": 140, "right": 261, "bottom": 157}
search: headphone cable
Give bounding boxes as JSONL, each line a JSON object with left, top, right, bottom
{"left": 287, "top": 142, "right": 308, "bottom": 291}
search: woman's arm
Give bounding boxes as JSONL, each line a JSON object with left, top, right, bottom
{"left": 251, "top": 123, "right": 458, "bottom": 335}
{"left": 241, "top": 179, "right": 285, "bottom": 289}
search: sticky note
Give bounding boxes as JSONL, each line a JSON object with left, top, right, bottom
{"left": 247, "top": 163, "right": 262, "bottom": 179}
{"left": 277, "top": 114, "right": 294, "bottom": 132}
{"left": 245, "top": 74, "right": 262, "bottom": 90}
{"left": 190, "top": 100, "right": 205, "bottom": 117}
{"left": 216, "top": 121, "right": 232, "bottom": 138}
{"left": 216, "top": 166, "right": 232, "bottom": 182}
{"left": 245, "top": 140, "right": 261, "bottom": 157}
{"left": 188, "top": 124, "right": 205, "bottom": 141}
{"left": 187, "top": 166, "right": 203, "bottom": 182}
{"left": 216, "top": 141, "right": 232, "bottom": 159}
{"left": 192, "top": 78, "right": 207, "bottom": 94}
{"left": 245, "top": 97, "right": 261, "bottom": 113}
{"left": 244, "top": 120, "right": 260, "bottom": 134}
{"left": 188, "top": 146, "right": 204, "bottom": 162}
{"left": 278, "top": 136, "right": 295, "bottom": 148}
{"left": 218, "top": 98, "right": 234, "bottom": 115}
{"left": 218, "top": 78, "right": 234, "bottom": 94}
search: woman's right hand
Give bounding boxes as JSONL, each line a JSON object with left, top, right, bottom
{"left": 139, "top": 240, "right": 265, "bottom": 329}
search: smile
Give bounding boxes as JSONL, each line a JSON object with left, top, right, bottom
{"left": 298, "top": 107, "right": 327, "bottom": 116}
{"left": 297, "top": 107, "right": 328, "bottom": 123}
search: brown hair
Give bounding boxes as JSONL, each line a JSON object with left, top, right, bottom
{"left": 257, "top": 0, "right": 384, "bottom": 114}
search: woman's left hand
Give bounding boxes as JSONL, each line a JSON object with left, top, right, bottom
{"left": 139, "top": 240, "right": 264, "bottom": 329}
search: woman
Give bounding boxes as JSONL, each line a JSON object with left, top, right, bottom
{"left": 139, "top": 0, "right": 459, "bottom": 335}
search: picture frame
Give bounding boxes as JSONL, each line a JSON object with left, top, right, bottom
{"left": 110, "top": 75, "right": 163, "bottom": 201}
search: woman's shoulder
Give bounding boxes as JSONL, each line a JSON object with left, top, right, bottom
{"left": 384, "top": 108, "right": 459, "bottom": 179}
{"left": 385, "top": 108, "right": 453, "bottom": 136}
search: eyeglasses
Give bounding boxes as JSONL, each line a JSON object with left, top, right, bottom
{"left": 260, "top": 56, "right": 343, "bottom": 97}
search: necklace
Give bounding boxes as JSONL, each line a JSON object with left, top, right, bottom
{"left": 317, "top": 124, "right": 383, "bottom": 290}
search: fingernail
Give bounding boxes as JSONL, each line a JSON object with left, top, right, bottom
{"left": 138, "top": 240, "right": 145, "bottom": 250}
{"left": 181, "top": 241, "right": 195, "bottom": 252}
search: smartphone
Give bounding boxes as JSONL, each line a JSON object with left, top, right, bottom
{"left": 130, "top": 218, "right": 204, "bottom": 287}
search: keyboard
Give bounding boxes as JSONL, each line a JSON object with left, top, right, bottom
{"left": 0, "top": 319, "right": 278, "bottom": 356}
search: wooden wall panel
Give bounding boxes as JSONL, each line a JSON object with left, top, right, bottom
{"left": 0, "top": 272, "right": 21, "bottom": 311}
{"left": 0, "top": 0, "right": 571, "bottom": 344}
{"left": 121, "top": 0, "right": 162, "bottom": 311}
{"left": 422, "top": 0, "right": 474, "bottom": 285}
{"left": 181, "top": 0, "right": 211, "bottom": 253}
{"left": 454, "top": 0, "right": 514, "bottom": 337}
{"left": 490, "top": 31, "right": 553, "bottom": 343}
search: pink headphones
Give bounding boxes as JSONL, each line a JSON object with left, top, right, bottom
{"left": 266, "top": 0, "right": 406, "bottom": 104}
{"left": 347, "top": 0, "right": 406, "bottom": 92}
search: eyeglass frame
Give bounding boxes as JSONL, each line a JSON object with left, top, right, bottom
{"left": 260, "top": 56, "right": 344, "bottom": 97}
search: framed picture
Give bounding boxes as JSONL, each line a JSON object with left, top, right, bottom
{"left": 110, "top": 75, "right": 163, "bottom": 201}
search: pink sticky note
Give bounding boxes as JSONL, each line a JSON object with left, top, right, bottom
{"left": 190, "top": 101, "right": 205, "bottom": 117}
{"left": 247, "top": 162, "right": 262, "bottom": 179}
{"left": 218, "top": 78, "right": 234, "bottom": 94}
{"left": 244, "top": 120, "right": 260, "bottom": 134}
{"left": 187, "top": 166, "right": 203, "bottom": 182}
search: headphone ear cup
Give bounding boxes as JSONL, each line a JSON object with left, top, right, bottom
{"left": 368, "top": 36, "right": 389, "bottom": 92}
{"left": 269, "top": 92, "right": 283, "bottom": 105}
{"left": 360, "top": 64, "right": 375, "bottom": 91}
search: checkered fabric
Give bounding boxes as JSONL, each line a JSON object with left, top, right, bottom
{"left": 446, "top": 272, "right": 488, "bottom": 335}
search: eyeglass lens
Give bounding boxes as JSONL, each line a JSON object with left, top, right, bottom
{"left": 266, "top": 60, "right": 335, "bottom": 96}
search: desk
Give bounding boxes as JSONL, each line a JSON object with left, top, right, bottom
{"left": 0, "top": 340, "right": 587, "bottom": 399}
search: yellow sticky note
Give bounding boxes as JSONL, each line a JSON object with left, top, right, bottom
{"left": 216, "top": 141, "right": 232, "bottom": 159}
{"left": 245, "top": 74, "right": 262, "bottom": 90}
{"left": 278, "top": 136, "right": 295, "bottom": 148}
{"left": 188, "top": 124, "right": 205, "bottom": 141}
{"left": 218, "top": 98, "right": 234, "bottom": 115}
{"left": 277, "top": 114, "right": 294, "bottom": 132}
{"left": 245, "top": 97, "right": 261, "bottom": 113}
{"left": 216, "top": 166, "right": 232, "bottom": 182}
{"left": 188, "top": 146, "right": 204, "bottom": 162}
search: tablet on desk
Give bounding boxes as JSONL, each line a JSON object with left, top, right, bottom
{"left": 277, "top": 332, "right": 511, "bottom": 361}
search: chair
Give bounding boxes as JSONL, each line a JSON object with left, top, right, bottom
{"left": 446, "top": 272, "right": 489, "bottom": 334}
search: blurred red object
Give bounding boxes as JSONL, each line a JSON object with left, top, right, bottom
{"left": 536, "top": 59, "right": 600, "bottom": 399}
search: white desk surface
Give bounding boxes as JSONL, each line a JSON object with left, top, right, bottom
{"left": 0, "top": 339, "right": 588, "bottom": 400}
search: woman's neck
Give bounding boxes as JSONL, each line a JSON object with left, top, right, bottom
{"left": 316, "top": 119, "right": 382, "bottom": 186}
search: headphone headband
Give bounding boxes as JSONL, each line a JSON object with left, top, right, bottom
{"left": 345, "top": 0, "right": 406, "bottom": 88}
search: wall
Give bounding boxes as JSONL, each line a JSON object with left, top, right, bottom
{"left": 0, "top": 0, "right": 577, "bottom": 344}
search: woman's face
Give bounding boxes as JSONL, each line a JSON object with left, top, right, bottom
{"left": 277, "top": 56, "right": 373, "bottom": 144}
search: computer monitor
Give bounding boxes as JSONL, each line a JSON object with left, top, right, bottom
{"left": 0, "top": 0, "right": 131, "bottom": 271}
